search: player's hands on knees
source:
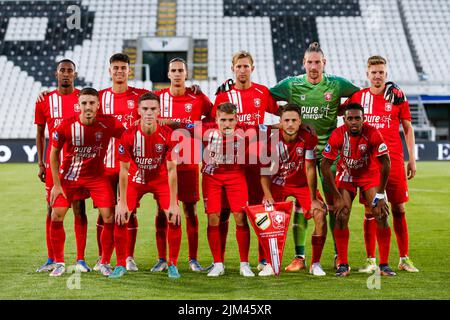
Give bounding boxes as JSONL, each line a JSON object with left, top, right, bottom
{"left": 36, "top": 90, "right": 51, "bottom": 103}
{"left": 190, "top": 84, "right": 202, "bottom": 95}
{"left": 38, "top": 164, "right": 45, "bottom": 183}
{"left": 169, "top": 204, "right": 181, "bottom": 226}
{"left": 215, "top": 78, "right": 234, "bottom": 95}
{"left": 50, "top": 185, "right": 66, "bottom": 206}
{"left": 310, "top": 199, "right": 326, "bottom": 217}
{"left": 384, "top": 81, "right": 406, "bottom": 105}
{"left": 372, "top": 199, "right": 389, "bottom": 220}
{"left": 407, "top": 160, "right": 416, "bottom": 180}
{"left": 333, "top": 195, "right": 348, "bottom": 220}
{"left": 115, "top": 202, "right": 130, "bottom": 226}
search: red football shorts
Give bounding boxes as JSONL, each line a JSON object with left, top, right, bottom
{"left": 202, "top": 171, "right": 248, "bottom": 214}
{"left": 127, "top": 176, "right": 171, "bottom": 212}
{"left": 337, "top": 176, "right": 379, "bottom": 199}
{"left": 52, "top": 176, "right": 116, "bottom": 208}
{"left": 45, "top": 165, "right": 88, "bottom": 204}
{"left": 177, "top": 167, "right": 200, "bottom": 203}
{"left": 245, "top": 166, "right": 264, "bottom": 205}
{"left": 271, "top": 184, "right": 323, "bottom": 220}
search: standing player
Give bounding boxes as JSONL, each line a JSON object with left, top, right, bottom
{"left": 49, "top": 88, "right": 125, "bottom": 277}
{"left": 94, "top": 53, "right": 150, "bottom": 272}
{"left": 152, "top": 58, "right": 212, "bottom": 272}
{"left": 34, "top": 59, "right": 90, "bottom": 273}
{"left": 261, "top": 104, "right": 328, "bottom": 276}
{"left": 213, "top": 51, "right": 279, "bottom": 270}
{"left": 116, "top": 92, "right": 181, "bottom": 278}
{"left": 321, "top": 103, "right": 396, "bottom": 277}
{"left": 343, "top": 56, "right": 419, "bottom": 273}
{"left": 269, "top": 42, "right": 405, "bottom": 271}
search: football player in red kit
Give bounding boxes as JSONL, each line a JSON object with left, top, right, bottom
{"left": 152, "top": 58, "right": 213, "bottom": 272}
{"left": 94, "top": 53, "right": 150, "bottom": 272}
{"left": 34, "top": 59, "right": 89, "bottom": 273}
{"left": 321, "top": 103, "right": 395, "bottom": 277}
{"left": 48, "top": 88, "right": 125, "bottom": 277}
{"left": 116, "top": 92, "right": 181, "bottom": 278}
{"left": 343, "top": 56, "right": 419, "bottom": 273}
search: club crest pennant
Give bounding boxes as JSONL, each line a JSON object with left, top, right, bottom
{"left": 245, "top": 201, "right": 293, "bottom": 275}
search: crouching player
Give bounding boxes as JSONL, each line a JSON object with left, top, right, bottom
{"left": 260, "top": 104, "right": 327, "bottom": 276}
{"left": 116, "top": 92, "right": 182, "bottom": 278}
{"left": 321, "top": 103, "right": 395, "bottom": 277}
{"left": 49, "top": 88, "right": 125, "bottom": 277}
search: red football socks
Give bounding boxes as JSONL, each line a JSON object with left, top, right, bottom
{"left": 96, "top": 214, "right": 104, "bottom": 257}
{"left": 377, "top": 226, "right": 392, "bottom": 265}
{"left": 50, "top": 221, "right": 65, "bottom": 264}
{"left": 393, "top": 211, "right": 409, "bottom": 257}
{"left": 155, "top": 212, "right": 168, "bottom": 260}
{"left": 236, "top": 225, "right": 250, "bottom": 263}
{"left": 311, "top": 235, "right": 326, "bottom": 264}
{"left": 101, "top": 223, "right": 114, "bottom": 265}
{"left": 207, "top": 225, "right": 222, "bottom": 263}
{"left": 186, "top": 213, "right": 199, "bottom": 261}
{"left": 114, "top": 223, "right": 128, "bottom": 267}
{"left": 363, "top": 214, "right": 377, "bottom": 258}
{"left": 127, "top": 213, "right": 138, "bottom": 258}
{"left": 333, "top": 228, "right": 350, "bottom": 265}
{"left": 74, "top": 215, "right": 88, "bottom": 261}
{"left": 168, "top": 223, "right": 182, "bottom": 266}
{"left": 219, "top": 215, "right": 229, "bottom": 261}
{"left": 46, "top": 213, "right": 54, "bottom": 260}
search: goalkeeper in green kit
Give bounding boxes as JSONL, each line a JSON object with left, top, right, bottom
{"left": 269, "top": 42, "right": 406, "bottom": 271}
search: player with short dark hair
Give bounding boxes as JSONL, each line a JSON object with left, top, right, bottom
{"left": 48, "top": 88, "right": 126, "bottom": 277}
{"left": 261, "top": 104, "right": 328, "bottom": 276}
{"left": 151, "top": 57, "right": 213, "bottom": 273}
{"left": 93, "top": 53, "right": 150, "bottom": 272}
{"left": 116, "top": 92, "right": 182, "bottom": 278}
{"left": 321, "top": 103, "right": 396, "bottom": 277}
{"left": 343, "top": 56, "right": 419, "bottom": 273}
{"left": 34, "top": 59, "right": 90, "bottom": 273}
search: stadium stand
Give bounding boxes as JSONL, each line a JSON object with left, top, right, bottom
{"left": 0, "top": 0, "right": 449, "bottom": 139}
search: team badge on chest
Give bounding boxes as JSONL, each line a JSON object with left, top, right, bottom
{"left": 385, "top": 103, "right": 392, "bottom": 112}
{"left": 324, "top": 92, "right": 333, "bottom": 101}
{"left": 254, "top": 98, "right": 261, "bottom": 108}
{"left": 74, "top": 103, "right": 80, "bottom": 112}
{"left": 155, "top": 144, "right": 164, "bottom": 153}
{"left": 127, "top": 100, "right": 135, "bottom": 109}
{"left": 185, "top": 103, "right": 192, "bottom": 113}
{"left": 296, "top": 147, "right": 303, "bottom": 156}
{"left": 359, "top": 144, "right": 367, "bottom": 154}
{"left": 95, "top": 131, "right": 103, "bottom": 142}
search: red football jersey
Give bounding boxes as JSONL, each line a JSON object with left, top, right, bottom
{"left": 213, "top": 82, "right": 279, "bottom": 125}
{"left": 118, "top": 124, "right": 176, "bottom": 185}
{"left": 52, "top": 115, "right": 125, "bottom": 182}
{"left": 199, "top": 122, "right": 265, "bottom": 175}
{"left": 155, "top": 88, "right": 213, "bottom": 171}
{"left": 322, "top": 123, "right": 389, "bottom": 183}
{"left": 34, "top": 89, "right": 81, "bottom": 163}
{"left": 343, "top": 88, "right": 411, "bottom": 161}
{"left": 265, "top": 128, "right": 318, "bottom": 188}
{"left": 99, "top": 86, "right": 150, "bottom": 174}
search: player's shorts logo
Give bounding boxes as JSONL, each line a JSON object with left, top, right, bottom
{"left": 155, "top": 144, "right": 164, "bottom": 153}
{"left": 74, "top": 103, "right": 80, "bottom": 112}
{"left": 185, "top": 104, "right": 192, "bottom": 113}
{"left": 324, "top": 92, "right": 333, "bottom": 102}
{"left": 385, "top": 103, "right": 392, "bottom": 112}
{"left": 296, "top": 147, "right": 303, "bottom": 156}
{"left": 53, "top": 132, "right": 59, "bottom": 141}
{"left": 254, "top": 98, "right": 261, "bottom": 108}
{"left": 270, "top": 211, "right": 285, "bottom": 230}
{"left": 255, "top": 212, "right": 271, "bottom": 230}
{"left": 127, "top": 100, "right": 135, "bottom": 109}
{"left": 118, "top": 144, "right": 125, "bottom": 155}
{"left": 378, "top": 143, "right": 388, "bottom": 153}
{"left": 324, "top": 143, "right": 331, "bottom": 153}
{"left": 95, "top": 131, "right": 103, "bottom": 142}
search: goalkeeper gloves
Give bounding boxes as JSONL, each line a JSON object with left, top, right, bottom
{"left": 384, "top": 81, "right": 406, "bottom": 105}
{"left": 215, "top": 78, "right": 235, "bottom": 95}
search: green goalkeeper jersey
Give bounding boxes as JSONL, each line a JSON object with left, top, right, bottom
{"left": 270, "top": 73, "right": 360, "bottom": 160}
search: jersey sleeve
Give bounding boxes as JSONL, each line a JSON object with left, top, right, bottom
{"left": 265, "top": 87, "right": 279, "bottom": 114}
{"left": 322, "top": 129, "right": 340, "bottom": 160}
{"left": 399, "top": 100, "right": 412, "bottom": 121}
{"left": 34, "top": 100, "right": 46, "bottom": 125}
{"left": 305, "top": 132, "right": 318, "bottom": 161}
{"left": 200, "top": 93, "right": 214, "bottom": 119}
{"left": 118, "top": 133, "right": 131, "bottom": 163}
{"left": 336, "top": 76, "right": 360, "bottom": 98}
{"left": 52, "top": 122, "right": 66, "bottom": 150}
{"left": 370, "top": 128, "right": 389, "bottom": 157}
{"left": 269, "top": 77, "right": 293, "bottom": 101}
{"left": 211, "top": 92, "right": 228, "bottom": 119}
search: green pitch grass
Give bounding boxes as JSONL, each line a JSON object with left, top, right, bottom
{"left": 0, "top": 162, "right": 449, "bottom": 300}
